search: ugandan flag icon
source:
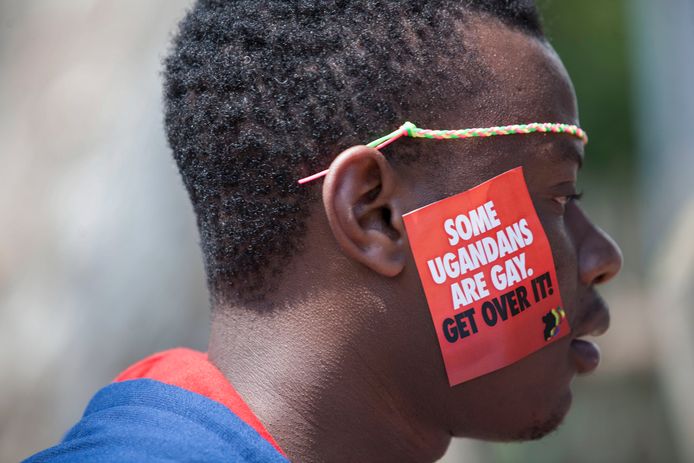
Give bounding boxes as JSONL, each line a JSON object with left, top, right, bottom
{"left": 542, "top": 307, "right": 566, "bottom": 341}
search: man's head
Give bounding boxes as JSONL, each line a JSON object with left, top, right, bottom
{"left": 163, "top": 0, "right": 543, "bottom": 303}
{"left": 164, "top": 0, "right": 622, "bottom": 451}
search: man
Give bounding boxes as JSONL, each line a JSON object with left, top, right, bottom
{"left": 26, "top": 0, "right": 622, "bottom": 462}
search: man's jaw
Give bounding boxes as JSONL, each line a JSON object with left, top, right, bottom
{"left": 509, "top": 387, "right": 573, "bottom": 442}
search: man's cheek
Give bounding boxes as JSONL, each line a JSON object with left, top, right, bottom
{"left": 404, "top": 167, "right": 570, "bottom": 387}
{"left": 541, "top": 217, "right": 579, "bottom": 323}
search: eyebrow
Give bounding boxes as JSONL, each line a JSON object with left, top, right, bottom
{"left": 556, "top": 143, "right": 585, "bottom": 169}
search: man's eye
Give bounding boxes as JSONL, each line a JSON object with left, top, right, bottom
{"left": 553, "top": 192, "right": 583, "bottom": 207}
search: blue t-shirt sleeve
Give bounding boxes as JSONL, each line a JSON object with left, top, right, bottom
{"left": 24, "top": 379, "right": 289, "bottom": 463}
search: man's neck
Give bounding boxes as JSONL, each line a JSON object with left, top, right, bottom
{"left": 207, "top": 306, "right": 450, "bottom": 463}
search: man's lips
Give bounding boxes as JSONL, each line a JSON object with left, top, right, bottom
{"left": 570, "top": 294, "right": 611, "bottom": 374}
{"left": 570, "top": 339, "right": 601, "bottom": 374}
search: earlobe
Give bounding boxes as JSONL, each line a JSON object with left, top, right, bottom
{"left": 322, "top": 145, "right": 406, "bottom": 277}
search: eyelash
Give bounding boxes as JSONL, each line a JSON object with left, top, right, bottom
{"left": 568, "top": 191, "right": 583, "bottom": 203}
{"left": 554, "top": 191, "right": 583, "bottom": 207}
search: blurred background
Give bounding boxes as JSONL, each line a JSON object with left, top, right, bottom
{"left": 0, "top": 0, "right": 692, "bottom": 462}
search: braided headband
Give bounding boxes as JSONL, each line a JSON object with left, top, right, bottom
{"left": 298, "top": 121, "right": 588, "bottom": 184}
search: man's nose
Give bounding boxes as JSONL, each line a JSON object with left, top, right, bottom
{"left": 578, "top": 222, "right": 623, "bottom": 287}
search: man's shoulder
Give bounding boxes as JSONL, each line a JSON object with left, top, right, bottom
{"left": 24, "top": 351, "right": 288, "bottom": 463}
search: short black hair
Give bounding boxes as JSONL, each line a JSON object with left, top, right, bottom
{"left": 163, "top": 0, "right": 543, "bottom": 304}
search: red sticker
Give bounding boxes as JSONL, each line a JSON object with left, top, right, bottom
{"left": 403, "top": 167, "right": 569, "bottom": 386}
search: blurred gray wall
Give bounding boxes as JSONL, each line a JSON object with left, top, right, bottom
{"left": 632, "top": 0, "right": 694, "bottom": 461}
{"left": 0, "top": 2, "right": 210, "bottom": 460}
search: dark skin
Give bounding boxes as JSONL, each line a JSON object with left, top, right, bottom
{"left": 209, "top": 17, "right": 622, "bottom": 463}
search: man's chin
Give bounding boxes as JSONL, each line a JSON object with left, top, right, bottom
{"left": 514, "top": 411, "right": 567, "bottom": 441}
{"left": 450, "top": 383, "right": 573, "bottom": 442}
{"left": 510, "top": 388, "right": 572, "bottom": 441}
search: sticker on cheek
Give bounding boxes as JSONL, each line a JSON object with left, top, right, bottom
{"left": 403, "top": 167, "right": 569, "bottom": 386}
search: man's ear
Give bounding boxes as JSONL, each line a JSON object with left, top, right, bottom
{"left": 322, "top": 145, "right": 406, "bottom": 277}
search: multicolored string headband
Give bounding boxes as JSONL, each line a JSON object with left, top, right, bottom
{"left": 297, "top": 121, "right": 588, "bottom": 184}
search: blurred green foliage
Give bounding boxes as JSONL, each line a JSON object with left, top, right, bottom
{"left": 539, "top": 0, "right": 635, "bottom": 183}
